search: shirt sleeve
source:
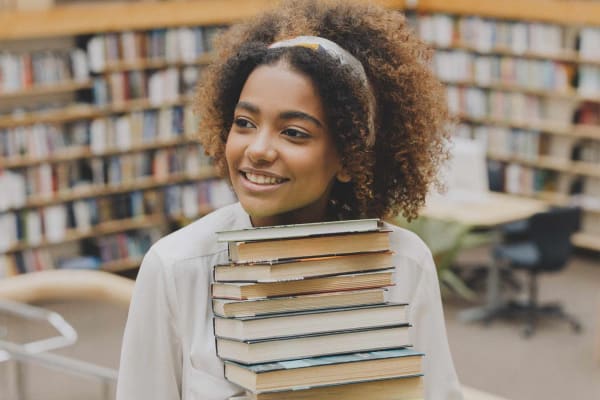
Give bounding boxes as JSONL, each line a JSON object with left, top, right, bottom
{"left": 116, "top": 248, "right": 183, "bottom": 400}
{"left": 399, "top": 249, "right": 464, "bottom": 400}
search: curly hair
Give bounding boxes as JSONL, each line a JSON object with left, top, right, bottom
{"left": 196, "top": 0, "right": 450, "bottom": 220}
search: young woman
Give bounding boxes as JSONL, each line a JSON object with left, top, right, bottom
{"left": 116, "top": 1, "right": 463, "bottom": 399}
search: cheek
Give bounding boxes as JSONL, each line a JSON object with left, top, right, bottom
{"left": 224, "top": 134, "right": 238, "bottom": 168}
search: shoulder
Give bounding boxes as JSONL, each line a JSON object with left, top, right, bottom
{"left": 383, "top": 221, "right": 434, "bottom": 269}
{"left": 149, "top": 202, "right": 249, "bottom": 266}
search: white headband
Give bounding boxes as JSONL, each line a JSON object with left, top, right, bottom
{"left": 269, "top": 36, "right": 376, "bottom": 146}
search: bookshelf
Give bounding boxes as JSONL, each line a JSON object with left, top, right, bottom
{"left": 412, "top": 0, "right": 600, "bottom": 251}
{"left": 0, "top": 1, "right": 251, "bottom": 277}
{"left": 2, "top": 0, "right": 600, "bottom": 279}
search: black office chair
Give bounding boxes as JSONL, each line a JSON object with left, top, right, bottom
{"left": 489, "top": 206, "right": 582, "bottom": 337}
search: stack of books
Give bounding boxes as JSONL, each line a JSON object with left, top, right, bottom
{"left": 212, "top": 219, "right": 424, "bottom": 400}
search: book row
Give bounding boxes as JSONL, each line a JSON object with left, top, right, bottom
{"left": 0, "top": 143, "right": 211, "bottom": 210}
{"left": 86, "top": 26, "right": 224, "bottom": 73}
{"left": 0, "top": 105, "right": 197, "bottom": 161}
{"left": 0, "top": 179, "right": 235, "bottom": 252}
{"left": 446, "top": 86, "right": 574, "bottom": 125}
{"left": 491, "top": 161, "right": 568, "bottom": 197}
{"left": 434, "top": 50, "right": 574, "bottom": 92}
{"left": 417, "top": 13, "right": 594, "bottom": 59}
{"left": 96, "top": 229, "right": 161, "bottom": 267}
{"left": 92, "top": 66, "right": 198, "bottom": 106}
{"left": 163, "top": 179, "right": 236, "bottom": 218}
{"left": 210, "top": 219, "right": 424, "bottom": 399}
{"left": 455, "top": 123, "right": 573, "bottom": 161}
{"left": 0, "top": 49, "right": 90, "bottom": 94}
{"left": 0, "top": 228, "right": 161, "bottom": 277}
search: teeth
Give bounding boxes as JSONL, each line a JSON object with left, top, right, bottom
{"left": 245, "top": 172, "right": 284, "bottom": 185}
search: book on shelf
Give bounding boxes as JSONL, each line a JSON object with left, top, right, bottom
{"left": 224, "top": 347, "right": 423, "bottom": 393}
{"left": 211, "top": 269, "right": 394, "bottom": 300}
{"left": 241, "top": 375, "right": 423, "bottom": 400}
{"left": 227, "top": 230, "right": 390, "bottom": 263}
{"left": 216, "top": 218, "right": 380, "bottom": 242}
{"left": 215, "top": 324, "right": 410, "bottom": 365}
{"left": 214, "top": 250, "right": 393, "bottom": 282}
{"left": 213, "top": 303, "right": 408, "bottom": 341}
{"left": 212, "top": 288, "right": 388, "bottom": 318}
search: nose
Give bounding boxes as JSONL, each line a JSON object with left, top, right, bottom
{"left": 245, "top": 129, "right": 277, "bottom": 164}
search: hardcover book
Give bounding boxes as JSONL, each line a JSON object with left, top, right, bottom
{"left": 212, "top": 288, "right": 388, "bottom": 318}
{"left": 224, "top": 348, "right": 423, "bottom": 392}
{"left": 211, "top": 269, "right": 394, "bottom": 300}
{"left": 213, "top": 250, "right": 393, "bottom": 282}
{"left": 216, "top": 218, "right": 381, "bottom": 242}
{"left": 215, "top": 324, "right": 410, "bottom": 364}
{"left": 243, "top": 375, "right": 423, "bottom": 400}
{"left": 213, "top": 303, "right": 408, "bottom": 341}
{"left": 227, "top": 230, "right": 391, "bottom": 263}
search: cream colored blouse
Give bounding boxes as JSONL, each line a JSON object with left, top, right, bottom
{"left": 116, "top": 202, "right": 463, "bottom": 400}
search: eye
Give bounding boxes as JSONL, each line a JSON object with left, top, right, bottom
{"left": 282, "top": 128, "right": 310, "bottom": 139}
{"left": 233, "top": 117, "right": 255, "bottom": 129}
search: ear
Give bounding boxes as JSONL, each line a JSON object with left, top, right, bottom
{"left": 336, "top": 169, "right": 352, "bottom": 183}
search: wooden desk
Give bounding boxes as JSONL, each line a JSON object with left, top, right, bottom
{"left": 421, "top": 191, "right": 548, "bottom": 323}
{"left": 422, "top": 191, "right": 548, "bottom": 228}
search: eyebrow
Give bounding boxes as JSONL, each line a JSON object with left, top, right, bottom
{"left": 235, "top": 101, "right": 323, "bottom": 128}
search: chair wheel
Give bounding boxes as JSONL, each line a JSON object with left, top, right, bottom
{"left": 572, "top": 321, "right": 582, "bottom": 333}
{"left": 522, "top": 325, "right": 534, "bottom": 338}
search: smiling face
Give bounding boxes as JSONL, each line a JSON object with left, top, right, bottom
{"left": 225, "top": 62, "right": 348, "bottom": 227}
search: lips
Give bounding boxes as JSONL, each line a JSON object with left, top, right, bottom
{"left": 241, "top": 170, "right": 288, "bottom": 186}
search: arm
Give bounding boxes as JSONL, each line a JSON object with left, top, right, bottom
{"left": 391, "top": 248, "right": 464, "bottom": 400}
{"left": 116, "top": 248, "right": 183, "bottom": 399}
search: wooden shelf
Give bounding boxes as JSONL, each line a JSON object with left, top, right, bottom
{"left": 571, "top": 161, "right": 600, "bottom": 179}
{"left": 6, "top": 213, "right": 167, "bottom": 253}
{"left": 572, "top": 125, "right": 600, "bottom": 140}
{"left": 102, "top": 54, "right": 213, "bottom": 73}
{"left": 8, "top": 167, "right": 218, "bottom": 211}
{"left": 436, "top": 43, "right": 600, "bottom": 68}
{"left": 418, "top": 0, "right": 600, "bottom": 25}
{"left": 572, "top": 232, "right": 600, "bottom": 252}
{"left": 0, "top": 136, "right": 199, "bottom": 169}
{"left": 488, "top": 153, "right": 600, "bottom": 179}
{"left": 459, "top": 115, "right": 571, "bottom": 136}
{"left": 487, "top": 153, "right": 572, "bottom": 172}
{"left": 0, "top": 80, "right": 93, "bottom": 100}
{"left": 0, "top": 0, "right": 406, "bottom": 40}
{"left": 436, "top": 43, "right": 579, "bottom": 64}
{"left": 444, "top": 80, "right": 581, "bottom": 101}
{"left": 0, "top": 105, "right": 102, "bottom": 129}
{"left": 0, "top": 95, "right": 192, "bottom": 129}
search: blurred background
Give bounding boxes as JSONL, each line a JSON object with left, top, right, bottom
{"left": 0, "top": 0, "right": 599, "bottom": 399}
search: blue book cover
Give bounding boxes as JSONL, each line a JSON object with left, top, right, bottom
{"left": 226, "top": 348, "right": 423, "bottom": 373}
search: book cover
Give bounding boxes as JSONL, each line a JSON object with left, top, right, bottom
{"left": 216, "top": 324, "right": 411, "bottom": 364}
{"left": 246, "top": 375, "right": 423, "bottom": 400}
{"left": 211, "top": 269, "right": 395, "bottom": 300}
{"left": 228, "top": 230, "right": 391, "bottom": 263}
{"left": 216, "top": 218, "right": 381, "bottom": 242}
{"left": 212, "top": 288, "right": 388, "bottom": 317}
{"left": 213, "top": 250, "right": 393, "bottom": 282}
{"left": 214, "top": 303, "right": 408, "bottom": 341}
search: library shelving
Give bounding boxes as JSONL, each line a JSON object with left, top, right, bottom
{"left": 2, "top": 0, "right": 600, "bottom": 278}
{"left": 0, "top": 1, "right": 258, "bottom": 277}
{"left": 412, "top": 0, "right": 600, "bottom": 251}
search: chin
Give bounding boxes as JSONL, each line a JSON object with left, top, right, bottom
{"left": 238, "top": 201, "right": 282, "bottom": 219}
